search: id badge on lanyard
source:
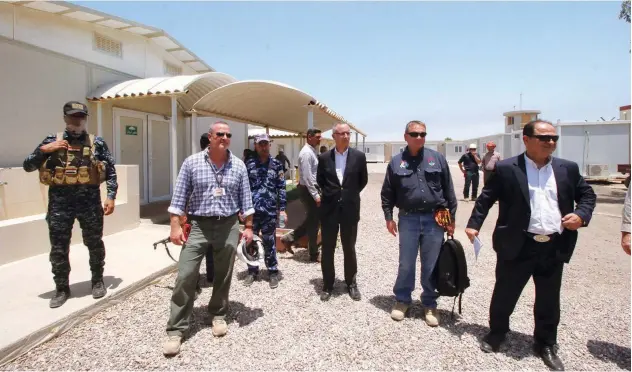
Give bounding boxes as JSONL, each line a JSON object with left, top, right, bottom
{"left": 212, "top": 167, "right": 226, "bottom": 197}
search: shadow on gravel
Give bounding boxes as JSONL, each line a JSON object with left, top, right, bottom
{"left": 38, "top": 275, "right": 123, "bottom": 299}
{"left": 234, "top": 268, "right": 285, "bottom": 284}
{"left": 440, "top": 321, "right": 535, "bottom": 361}
{"left": 279, "top": 248, "right": 321, "bottom": 265}
{"left": 188, "top": 301, "right": 265, "bottom": 339}
{"left": 586, "top": 339, "right": 631, "bottom": 371}
{"left": 309, "top": 277, "right": 351, "bottom": 298}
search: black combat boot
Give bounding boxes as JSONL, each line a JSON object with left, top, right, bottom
{"left": 50, "top": 287, "right": 70, "bottom": 308}
{"left": 92, "top": 280, "right": 107, "bottom": 299}
{"left": 269, "top": 272, "right": 279, "bottom": 289}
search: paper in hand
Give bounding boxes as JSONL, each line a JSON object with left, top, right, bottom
{"left": 473, "top": 236, "right": 483, "bottom": 260}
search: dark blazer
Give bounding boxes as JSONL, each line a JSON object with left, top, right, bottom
{"left": 467, "top": 153, "right": 596, "bottom": 263}
{"left": 316, "top": 147, "right": 369, "bottom": 223}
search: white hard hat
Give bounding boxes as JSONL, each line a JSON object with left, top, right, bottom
{"left": 235, "top": 234, "right": 265, "bottom": 267}
{"left": 469, "top": 143, "right": 477, "bottom": 149}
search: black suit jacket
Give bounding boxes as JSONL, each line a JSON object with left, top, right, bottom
{"left": 466, "top": 153, "right": 596, "bottom": 263}
{"left": 316, "top": 147, "right": 369, "bottom": 223}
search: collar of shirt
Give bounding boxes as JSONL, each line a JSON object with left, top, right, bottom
{"left": 524, "top": 153, "right": 552, "bottom": 170}
{"left": 204, "top": 149, "right": 233, "bottom": 171}
{"left": 253, "top": 155, "right": 271, "bottom": 166}
{"left": 335, "top": 147, "right": 349, "bottom": 157}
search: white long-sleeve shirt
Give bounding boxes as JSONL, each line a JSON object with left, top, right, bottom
{"left": 622, "top": 187, "right": 631, "bottom": 233}
{"left": 525, "top": 154, "right": 563, "bottom": 235}
{"left": 298, "top": 143, "right": 319, "bottom": 200}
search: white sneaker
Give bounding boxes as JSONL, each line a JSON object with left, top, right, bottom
{"left": 390, "top": 302, "right": 409, "bottom": 321}
{"left": 162, "top": 335, "right": 182, "bottom": 356}
{"left": 424, "top": 307, "right": 440, "bottom": 327}
{"left": 212, "top": 318, "right": 228, "bottom": 337}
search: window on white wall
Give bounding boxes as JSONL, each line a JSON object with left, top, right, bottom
{"left": 365, "top": 147, "right": 371, "bottom": 153}
{"left": 399, "top": 147, "right": 404, "bottom": 153}
{"left": 164, "top": 61, "right": 182, "bottom": 76}
{"left": 93, "top": 32, "right": 122, "bottom": 58}
{"left": 454, "top": 145, "right": 463, "bottom": 153}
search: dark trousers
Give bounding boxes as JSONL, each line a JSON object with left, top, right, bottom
{"left": 205, "top": 248, "right": 214, "bottom": 281}
{"left": 483, "top": 171, "right": 494, "bottom": 185}
{"left": 488, "top": 238, "right": 564, "bottom": 346}
{"left": 287, "top": 186, "right": 320, "bottom": 257}
{"left": 46, "top": 187, "right": 105, "bottom": 289}
{"left": 320, "top": 206, "right": 358, "bottom": 291}
{"left": 464, "top": 170, "right": 479, "bottom": 199}
{"left": 248, "top": 213, "right": 279, "bottom": 273}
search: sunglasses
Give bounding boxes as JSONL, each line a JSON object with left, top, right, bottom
{"left": 407, "top": 132, "right": 427, "bottom": 138}
{"left": 215, "top": 132, "right": 232, "bottom": 138}
{"left": 530, "top": 135, "right": 559, "bottom": 143}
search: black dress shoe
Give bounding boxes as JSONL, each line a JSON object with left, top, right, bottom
{"left": 320, "top": 290, "right": 332, "bottom": 301}
{"left": 480, "top": 333, "right": 505, "bottom": 353}
{"left": 534, "top": 344, "right": 564, "bottom": 371}
{"left": 348, "top": 285, "right": 361, "bottom": 301}
{"left": 49, "top": 288, "right": 70, "bottom": 308}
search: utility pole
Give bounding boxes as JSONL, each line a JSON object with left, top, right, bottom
{"left": 519, "top": 92, "right": 523, "bottom": 110}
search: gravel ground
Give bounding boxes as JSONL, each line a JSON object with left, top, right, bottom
{"left": 4, "top": 163, "right": 630, "bottom": 371}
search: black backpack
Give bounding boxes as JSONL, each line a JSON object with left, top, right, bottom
{"left": 432, "top": 235, "right": 470, "bottom": 318}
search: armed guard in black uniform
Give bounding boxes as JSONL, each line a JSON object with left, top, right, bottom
{"left": 23, "top": 101, "right": 118, "bottom": 308}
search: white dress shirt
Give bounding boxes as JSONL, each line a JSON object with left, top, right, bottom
{"left": 525, "top": 154, "right": 563, "bottom": 235}
{"left": 334, "top": 147, "right": 349, "bottom": 184}
{"left": 298, "top": 143, "right": 319, "bottom": 199}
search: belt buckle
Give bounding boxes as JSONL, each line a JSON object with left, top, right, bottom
{"left": 533, "top": 234, "right": 551, "bottom": 243}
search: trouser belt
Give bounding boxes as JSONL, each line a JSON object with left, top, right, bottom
{"left": 525, "top": 231, "right": 559, "bottom": 243}
{"left": 189, "top": 213, "right": 238, "bottom": 221}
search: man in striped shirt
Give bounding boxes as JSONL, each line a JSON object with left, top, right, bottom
{"left": 163, "top": 121, "right": 254, "bottom": 357}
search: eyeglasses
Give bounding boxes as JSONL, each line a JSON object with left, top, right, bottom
{"left": 407, "top": 132, "right": 427, "bottom": 138}
{"left": 215, "top": 132, "right": 232, "bottom": 138}
{"left": 530, "top": 135, "right": 559, "bottom": 143}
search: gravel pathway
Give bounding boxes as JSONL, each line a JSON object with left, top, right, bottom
{"left": 4, "top": 165, "right": 630, "bottom": 371}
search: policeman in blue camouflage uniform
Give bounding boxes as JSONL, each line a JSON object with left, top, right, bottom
{"left": 244, "top": 134, "right": 287, "bottom": 289}
{"left": 23, "top": 101, "right": 118, "bottom": 308}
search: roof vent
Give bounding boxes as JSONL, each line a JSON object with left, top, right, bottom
{"left": 164, "top": 61, "right": 182, "bottom": 76}
{"left": 93, "top": 32, "right": 122, "bottom": 58}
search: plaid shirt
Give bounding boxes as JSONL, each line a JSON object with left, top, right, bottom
{"left": 167, "top": 149, "right": 254, "bottom": 218}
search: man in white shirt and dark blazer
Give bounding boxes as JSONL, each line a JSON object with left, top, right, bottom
{"left": 465, "top": 120, "right": 596, "bottom": 371}
{"left": 316, "top": 123, "right": 368, "bottom": 302}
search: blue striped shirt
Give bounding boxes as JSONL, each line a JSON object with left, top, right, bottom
{"left": 167, "top": 150, "right": 254, "bottom": 218}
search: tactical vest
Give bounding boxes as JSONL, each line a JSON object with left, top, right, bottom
{"left": 39, "top": 132, "right": 106, "bottom": 186}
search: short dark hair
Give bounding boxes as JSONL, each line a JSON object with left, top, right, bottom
{"left": 200, "top": 133, "right": 210, "bottom": 150}
{"left": 405, "top": 120, "right": 426, "bottom": 133}
{"left": 523, "top": 119, "right": 554, "bottom": 137}
{"left": 306, "top": 128, "right": 322, "bottom": 138}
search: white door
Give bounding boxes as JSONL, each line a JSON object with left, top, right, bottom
{"left": 114, "top": 109, "right": 148, "bottom": 205}
{"left": 148, "top": 115, "right": 172, "bottom": 202}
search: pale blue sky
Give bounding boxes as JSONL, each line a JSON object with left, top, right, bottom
{"left": 76, "top": 1, "right": 631, "bottom": 141}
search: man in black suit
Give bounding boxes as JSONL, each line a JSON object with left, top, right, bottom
{"left": 465, "top": 120, "right": 596, "bottom": 371}
{"left": 316, "top": 123, "right": 368, "bottom": 301}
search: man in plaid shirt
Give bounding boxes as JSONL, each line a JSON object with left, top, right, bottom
{"left": 163, "top": 121, "right": 254, "bottom": 357}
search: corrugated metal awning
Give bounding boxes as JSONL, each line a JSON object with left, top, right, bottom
{"left": 86, "top": 72, "right": 237, "bottom": 112}
{"left": 192, "top": 80, "right": 366, "bottom": 136}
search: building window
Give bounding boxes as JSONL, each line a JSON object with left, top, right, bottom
{"left": 365, "top": 147, "right": 371, "bottom": 153}
{"left": 164, "top": 61, "right": 182, "bottom": 76}
{"left": 454, "top": 145, "right": 463, "bottom": 153}
{"left": 507, "top": 116, "right": 514, "bottom": 126}
{"left": 93, "top": 32, "right": 122, "bottom": 58}
{"left": 399, "top": 147, "right": 404, "bottom": 153}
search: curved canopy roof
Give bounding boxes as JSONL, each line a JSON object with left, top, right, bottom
{"left": 192, "top": 80, "right": 366, "bottom": 136}
{"left": 86, "top": 72, "right": 237, "bottom": 112}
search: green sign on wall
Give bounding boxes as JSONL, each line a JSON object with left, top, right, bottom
{"left": 125, "top": 125, "right": 138, "bottom": 136}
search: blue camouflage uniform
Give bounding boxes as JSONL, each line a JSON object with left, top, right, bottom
{"left": 245, "top": 154, "right": 287, "bottom": 274}
{"left": 23, "top": 130, "right": 118, "bottom": 290}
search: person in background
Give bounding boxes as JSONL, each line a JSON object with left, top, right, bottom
{"left": 380, "top": 120, "right": 457, "bottom": 326}
{"left": 244, "top": 134, "right": 287, "bottom": 288}
{"left": 465, "top": 120, "right": 596, "bottom": 371}
{"left": 481, "top": 141, "right": 501, "bottom": 185}
{"left": 622, "top": 186, "right": 631, "bottom": 255}
{"left": 280, "top": 129, "right": 322, "bottom": 262}
{"left": 163, "top": 121, "right": 254, "bottom": 357}
{"left": 23, "top": 101, "right": 117, "bottom": 308}
{"left": 458, "top": 144, "right": 481, "bottom": 201}
{"left": 275, "top": 150, "right": 291, "bottom": 180}
{"left": 319, "top": 145, "right": 328, "bottom": 154}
